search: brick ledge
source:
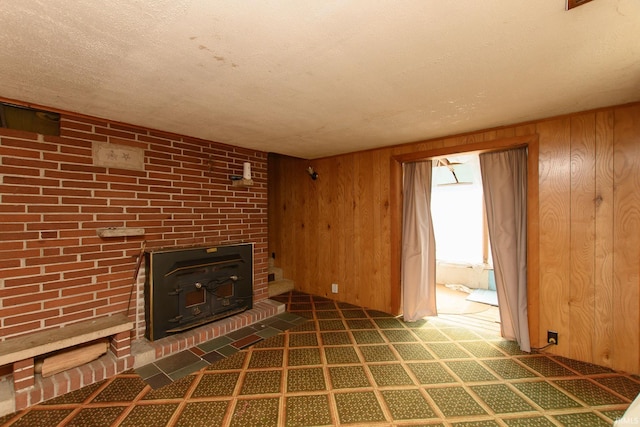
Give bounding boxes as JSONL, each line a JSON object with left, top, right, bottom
{"left": 0, "top": 299, "right": 285, "bottom": 416}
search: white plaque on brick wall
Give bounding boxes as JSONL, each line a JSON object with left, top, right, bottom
{"left": 93, "top": 142, "right": 144, "bottom": 170}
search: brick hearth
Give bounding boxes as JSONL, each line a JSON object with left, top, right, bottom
{"left": 0, "top": 299, "right": 284, "bottom": 417}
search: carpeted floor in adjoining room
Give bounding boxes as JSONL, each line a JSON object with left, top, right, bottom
{"left": 1, "top": 290, "right": 638, "bottom": 426}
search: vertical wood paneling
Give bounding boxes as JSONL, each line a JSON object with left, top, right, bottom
{"left": 306, "top": 163, "right": 320, "bottom": 293}
{"left": 316, "top": 159, "right": 334, "bottom": 297}
{"left": 354, "top": 151, "right": 375, "bottom": 308}
{"left": 594, "top": 110, "right": 615, "bottom": 368}
{"left": 569, "top": 114, "right": 596, "bottom": 362}
{"left": 532, "top": 118, "right": 572, "bottom": 352}
{"left": 330, "top": 156, "right": 349, "bottom": 298}
{"left": 376, "top": 148, "right": 392, "bottom": 313}
{"left": 342, "top": 154, "right": 357, "bottom": 302}
{"left": 612, "top": 104, "right": 640, "bottom": 373}
{"left": 268, "top": 103, "right": 640, "bottom": 374}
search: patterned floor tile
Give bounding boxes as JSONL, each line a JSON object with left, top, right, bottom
{"left": 441, "top": 327, "right": 483, "bottom": 341}
{"left": 359, "top": 344, "right": 398, "bottom": 362}
{"left": 288, "top": 332, "right": 318, "bottom": 347}
{"left": 366, "top": 309, "right": 396, "bottom": 318}
{"left": 381, "top": 389, "right": 436, "bottom": 420}
{"left": 119, "top": 403, "right": 179, "bottom": 427}
{"left": 285, "top": 395, "right": 333, "bottom": 427}
{"left": 552, "top": 356, "right": 615, "bottom": 375}
{"left": 483, "top": 358, "right": 538, "bottom": 380}
{"left": 502, "top": 416, "right": 556, "bottom": 426}
{"left": 512, "top": 381, "right": 582, "bottom": 410}
{"left": 368, "top": 364, "right": 415, "bottom": 386}
{"left": 292, "top": 310, "right": 314, "bottom": 319}
{"left": 230, "top": 398, "right": 280, "bottom": 427}
{"left": 288, "top": 303, "right": 313, "bottom": 311}
{"left": 287, "top": 367, "right": 326, "bottom": 392}
{"left": 459, "top": 341, "right": 507, "bottom": 358}
{"left": 594, "top": 375, "right": 640, "bottom": 400}
{"left": 288, "top": 321, "right": 317, "bottom": 332}
{"left": 317, "top": 319, "right": 345, "bottom": 330}
{"left": 351, "top": 329, "right": 385, "bottom": 344}
{"left": 240, "top": 370, "right": 282, "bottom": 395}
{"left": 426, "top": 386, "right": 488, "bottom": 417}
{"left": 393, "top": 343, "right": 434, "bottom": 361}
{"left": 374, "top": 317, "right": 405, "bottom": 329}
{"left": 253, "top": 334, "right": 286, "bottom": 348}
{"left": 403, "top": 318, "right": 433, "bottom": 328}
{"left": 248, "top": 349, "right": 284, "bottom": 368}
{"left": 315, "top": 310, "right": 341, "bottom": 319}
{"left": 6, "top": 291, "right": 636, "bottom": 427}
{"left": 324, "top": 346, "right": 361, "bottom": 364}
{"left": 337, "top": 301, "right": 360, "bottom": 309}
{"left": 313, "top": 302, "right": 336, "bottom": 311}
{"left": 142, "top": 375, "right": 195, "bottom": 400}
{"left": 554, "top": 378, "right": 627, "bottom": 406}
{"left": 600, "top": 409, "right": 627, "bottom": 423}
{"left": 174, "top": 401, "right": 229, "bottom": 427}
{"left": 334, "top": 391, "right": 387, "bottom": 424}
{"left": 192, "top": 372, "right": 240, "bottom": 397}
{"left": 91, "top": 377, "right": 147, "bottom": 403}
{"left": 408, "top": 362, "right": 458, "bottom": 385}
{"left": 328, "top": 365, "right": 371, "bottom": 388}
{"left": 413, "top": 328, "right": 451, "bottom": 342}
{"left": 345, "top": 318, "right": 375, "bottom": 329}
{"left": 517, "top": 356, "right": 577, "bottom": 377}
{"left": 553, "top": 411, "right": 612, "bottom": 426}
{"left": 383, "top": 329, "right": 418, "bottom": 342}
{"left": 427, "top": 342, "right": 473, "bottom": 359}
{"left": 446, "top": 360, "right": 497, "bottom": 382}
{"left": 65, "top": 406, "right": 126, "bottom": 427}
{"left": 451, "top": 421, "right": 501, "bottom": 427}
{"left": 493, "top": 340, "right": 527, "bottom": 355}
{"left": 320, "top": 331, "right": 352, "bottom": 345}
{"left": 470, "top": 384, "right": 536, "bottom": 414}
{"left": 288, "top": 347, "right": 322, "bottom": 366}
{"left": 341, "top": 309, "right": 368, "bottom": 318}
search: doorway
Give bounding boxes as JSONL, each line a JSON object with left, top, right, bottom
{"left": 390, "top": 134, "right": 540, "bottom": 349}
{"left": 430, "top": 153, "right": 501, "bottom": 332}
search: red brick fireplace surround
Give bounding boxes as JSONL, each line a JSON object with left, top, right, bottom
{"left": 0, "top": 110, "right": 270, "bottom": 413}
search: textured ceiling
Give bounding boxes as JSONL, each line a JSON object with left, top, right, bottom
{"left": 0, "top": 1, "right": 639, "bottom": 159}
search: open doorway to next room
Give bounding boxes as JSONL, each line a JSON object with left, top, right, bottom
{"left": 431, "top": 153, "right": 500, "bottom": 332}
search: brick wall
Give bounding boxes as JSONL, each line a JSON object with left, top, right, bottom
{"left": 0, "top": 114, "right": 268, "bottom": 342}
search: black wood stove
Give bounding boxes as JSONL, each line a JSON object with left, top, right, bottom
{"left": 144, "top": 244, "right": 253, "bottom": 341}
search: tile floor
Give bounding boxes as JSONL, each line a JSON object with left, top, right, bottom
{"left": 0, "top": 291, "right": 637, "bottom": 426}
{"left": 134, "top": 312, "right": 307, "bottom": 390}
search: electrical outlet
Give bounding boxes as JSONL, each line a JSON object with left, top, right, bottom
{"left": 331, "top": 283, "right": 338, "bottom": 293}
{"left": 547, "top": 330, "right": 558, "bottom": 345}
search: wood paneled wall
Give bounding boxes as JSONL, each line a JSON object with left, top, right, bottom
{"left": 268, "top": 102, "right": 640, "bottom": 374}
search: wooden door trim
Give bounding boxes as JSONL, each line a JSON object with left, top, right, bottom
{"left": 390, "top": 134, "right": 540, "bottom": 348}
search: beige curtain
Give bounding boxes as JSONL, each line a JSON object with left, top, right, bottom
{"left": 479, "top": 148, "right": 530, "bottom": 352}
{"left": 402, "top": 161, "right": 437, "bottom": 322}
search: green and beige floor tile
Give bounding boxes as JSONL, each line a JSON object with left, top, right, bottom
{"left": 1, "top": 290, "right": 638, "bottom": 426}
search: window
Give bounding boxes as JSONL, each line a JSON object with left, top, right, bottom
{"left": 431, "top": 153, "right": 491, "bottom": 266}
{"left": 0, "top": 102, "right": 60, "bottom": 136}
